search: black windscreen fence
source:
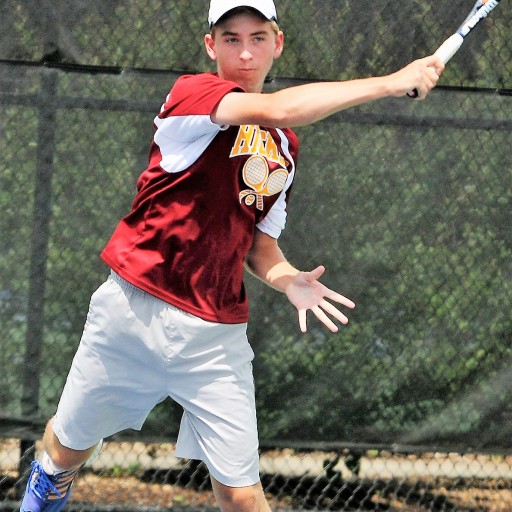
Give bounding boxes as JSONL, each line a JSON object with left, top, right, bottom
{"left": 1, "top": 1, "right": 512, "bottom": 511}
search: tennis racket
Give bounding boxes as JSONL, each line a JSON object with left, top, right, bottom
{"left": 408, "top": 0, "right": 502, "bottom": 98}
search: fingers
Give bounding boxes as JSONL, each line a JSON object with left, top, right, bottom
{"left": 312, "top": 305, "right": 339, "bottom": 333}
{"left": 298, "top": 299, "right": 353, "bottom": 333}
{"left": 326, "top": 290, "right": 356, "bottom": 310}
{"left": 298, "top": 309, "right": 307, "bottom": 333}
{"left": 426, "top": 54, "right": 446, "bottom": 75}
{"left": 320, "top": 299, "right": 350, "bottom": 325}
{"left": 413, "top": 72, "right": 439, "bottom": 100}
{"left": 401, "top": 55, "right": 444, "bottom": 100}
{"left": 413, "top": 55, "right": 444, "bottom": 99}
{"left": 423, "top": 54, "right": 445, "bottom": 74}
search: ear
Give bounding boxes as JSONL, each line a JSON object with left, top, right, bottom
{"left": 273, "top": 31, "right": 284, "bottom": 60}
{"left": 204, "top": 33, "right": 217, "bottom": 62}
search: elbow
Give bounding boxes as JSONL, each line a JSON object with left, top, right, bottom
{"left": 266, "top": 106, "right": 292, "bottom": 127}
{"left": 256, "top": 96, "right": 298, "bottom": 128}
{"left": 266, "top": 103, "right": 303, "bottom": 127}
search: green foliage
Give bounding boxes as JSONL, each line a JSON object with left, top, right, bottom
{"left": 1, "top": 0, "right": 512, "bottom": 450}
{"left": 254, "top": 97, "right": 512, "bottom": 448}
{"left": 3, "top": 0, "right": 512, "bottom": 87}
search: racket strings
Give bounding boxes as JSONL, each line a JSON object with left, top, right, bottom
{"left": 240, "top": 155, "right": 289, "bottom": 210}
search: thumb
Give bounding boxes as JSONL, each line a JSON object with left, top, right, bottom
{"left": 424, "top": 54, "right": 445, "bottom": 75}
{"left": 306, "top": 265, "right": 325, "bottom": 281}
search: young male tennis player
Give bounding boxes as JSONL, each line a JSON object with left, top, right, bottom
{"left": 20, "top": 1, "right": 443, "bottom": 511}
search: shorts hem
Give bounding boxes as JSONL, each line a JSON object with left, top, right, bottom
{"left": 175, "top": 451, "right": 260, "bottom": 488}
{"left": 208, "top": 469, "right": 261, "bottom": 488}
{"left": 52, "top": 417, "right": 104, "bottom": 452}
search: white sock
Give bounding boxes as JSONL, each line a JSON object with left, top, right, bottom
{"left": 85, "top": 439, "right": 104, "bottom": 466}
{"left": 41, "top": 439, "right": 103, "bottom": 475}
{"left": 41, "top": 452, "right": 68, "bottom": 476}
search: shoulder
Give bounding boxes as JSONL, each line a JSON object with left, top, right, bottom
{"left": 172, "top": 72, "right": 244, "bottom": 99}
{"left": 162, "top": 73, "right": 245, "bottom": 117}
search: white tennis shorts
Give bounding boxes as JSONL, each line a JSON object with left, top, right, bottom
{"left": 52, "top": 271, "right": 259, "bottom": 487}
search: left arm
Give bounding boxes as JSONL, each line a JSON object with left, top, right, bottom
{"left": 246, "top": 229, "right": 355, "bottom": 333}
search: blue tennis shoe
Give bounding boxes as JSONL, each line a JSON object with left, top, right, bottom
{"left": 20, "top": 461, "right": 78, "bottom": 512}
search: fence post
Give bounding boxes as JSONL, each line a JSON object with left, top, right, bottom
{"left": 18, "top": 68, "right": 58, "bottom": 494}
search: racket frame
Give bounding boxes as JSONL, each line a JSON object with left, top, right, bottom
{"left": 408, "top": 0, "right": 502, "bottom": 97}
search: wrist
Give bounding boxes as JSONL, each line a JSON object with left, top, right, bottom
{"left": 266, "top": 263, "right": 300, "bottom": 293}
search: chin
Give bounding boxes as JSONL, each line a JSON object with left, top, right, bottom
{"left": 240, "top": 79, "right": 263, "bottom": 93}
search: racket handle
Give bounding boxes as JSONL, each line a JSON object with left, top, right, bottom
{"left": 434, "top": 33, "right": 464, "bottom": 64}
{"left": 407, "top": 33, "right": 464, "bottom": 98}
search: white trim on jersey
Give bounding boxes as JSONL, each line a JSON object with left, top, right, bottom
{"left": 256, "top": 128, "right": 296, "bottom": 238}
{"left": 154, "top": 115, "right": 229, "bottom": 174}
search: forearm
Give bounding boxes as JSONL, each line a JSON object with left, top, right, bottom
{"left": 268, "top": 76, "right": 393, "bottom": 127}
{"left": 245, "top": 235, "right": 299, "bottom": 293}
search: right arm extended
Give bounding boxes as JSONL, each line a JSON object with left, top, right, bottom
{"left": 212, "top": 55, "right": 444, "bottom": 128}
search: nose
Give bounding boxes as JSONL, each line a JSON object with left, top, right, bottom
{"left": 240, "top": 47, "right": 253, "bottom": 62}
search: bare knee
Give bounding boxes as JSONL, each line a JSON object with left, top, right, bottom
{"left": 42, "top": 417, "right": 97, "bottom": 470}
{"left": 211, "top": 478, "right": 270, "bottom": 512}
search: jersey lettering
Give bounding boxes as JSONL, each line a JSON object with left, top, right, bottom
{"left": 230, "top": 125, "right": 287, "bottom": 168}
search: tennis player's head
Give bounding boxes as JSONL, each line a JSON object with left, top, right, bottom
{"left": 205, "top": 0, "right": 284, "bottom": 92}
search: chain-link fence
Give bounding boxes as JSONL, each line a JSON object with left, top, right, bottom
{"left": 1, "top": 1, "right": 512, "bottom": 510}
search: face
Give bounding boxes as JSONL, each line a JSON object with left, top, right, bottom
{"left": 204, "top": 12, "right": 284, "bottom": 93}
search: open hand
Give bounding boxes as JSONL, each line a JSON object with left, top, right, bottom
{"left": 285, "top": 265, "right": 355, "bottom": 333}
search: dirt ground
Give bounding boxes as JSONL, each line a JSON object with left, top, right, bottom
{"left": 68, "top": 474, "right": 512, "bottom": 511}
{"left": 53, "top": 472, "right": 512, "bottom": 511}
{"left": 2, "top": 439, "right": 512, "bottom": 511}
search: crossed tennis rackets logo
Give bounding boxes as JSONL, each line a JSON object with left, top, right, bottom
{"left": 239, "top": 155, "right": 288, "bottom": 211}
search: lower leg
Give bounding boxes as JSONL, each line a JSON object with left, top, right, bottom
{"left": 210, "top": 477, "right": 271, "bottom": 512}
{"left": 20, "top": 419, "right": 101, "bottom": 511}
{"left": 42, "top": 417, "right": 99, "bottom": 472}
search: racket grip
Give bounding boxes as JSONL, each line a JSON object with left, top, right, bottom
{"left": 407, "top": 33, "right": 464, "bottom": 98}
{"left": 434, "top": 33, "right": 464, "bottom": 64}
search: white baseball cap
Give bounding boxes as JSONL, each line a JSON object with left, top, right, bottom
{"left": 208, "top": 0, "right": 278, "bottom": 27}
